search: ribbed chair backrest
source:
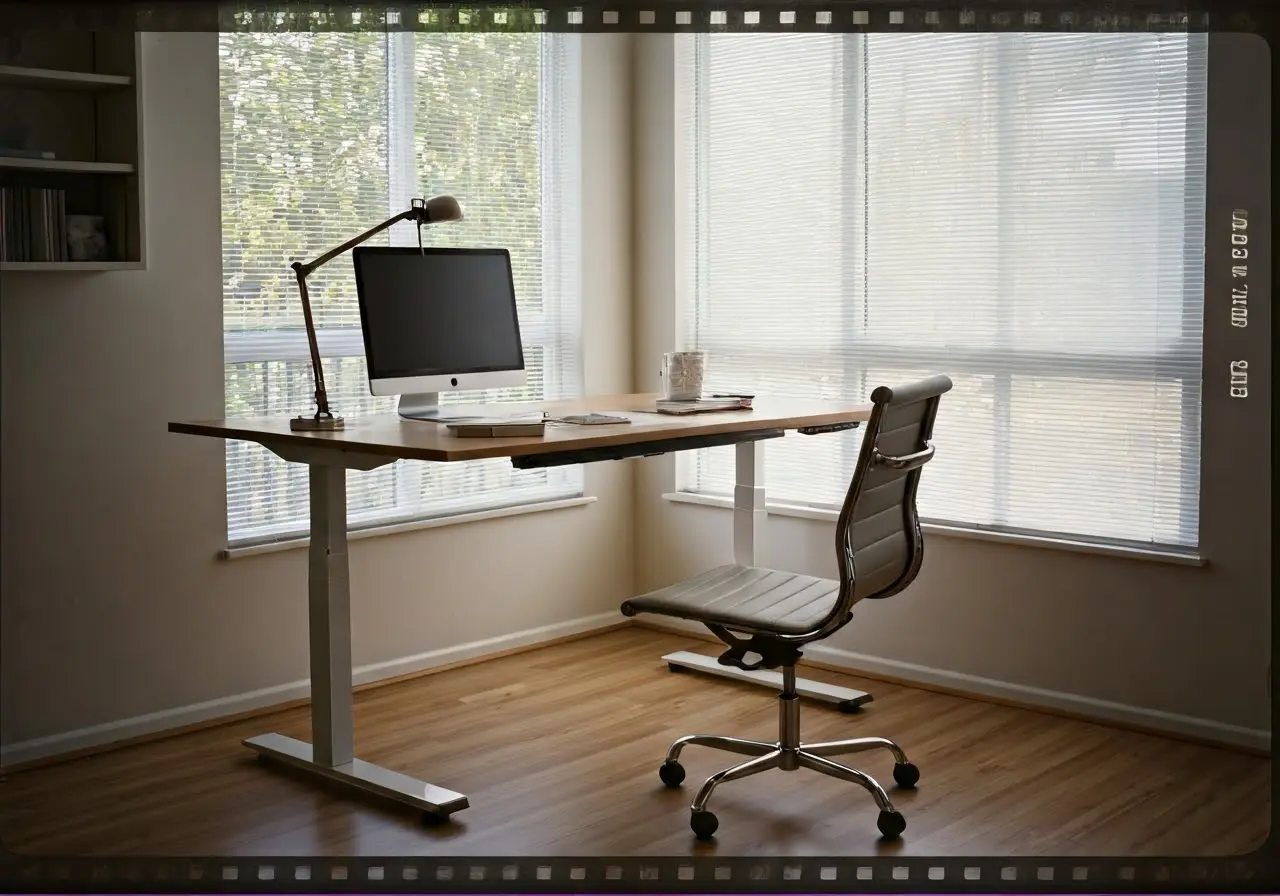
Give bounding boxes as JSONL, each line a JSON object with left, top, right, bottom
{"left": 803, "top": 375, "right": 952, "bottom": 643}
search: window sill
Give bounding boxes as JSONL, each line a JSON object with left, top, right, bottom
{"left": 223, "top": 495, "right": 598, "bottom": 560}
{"left": 662, "top": 491, "right": 1207, "bottom": 568}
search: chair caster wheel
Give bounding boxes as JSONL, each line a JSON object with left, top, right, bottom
{"left": 421, "top": 810, "right": 451, "bottom": 827}
{"left": 877, "top": 809, "right": 906, "bottom": 840}
{"left": 659, "top": 760, "right": 686, "bottom": 787}
{"left": 893, "top": 761, "right": 920, "bottom": 788}
{"left": 690, "top": 809, "right": 719, "bottom": 840}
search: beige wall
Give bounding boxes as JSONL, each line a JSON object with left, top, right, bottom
{"left": 0, "top": 32, "right": 635, "bottom": 758}
{"left": 630, "top": 34, "right": 1271, "bottom": 750}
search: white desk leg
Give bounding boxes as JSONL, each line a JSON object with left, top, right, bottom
{"left": 663, "top": 440, "right": 873, "bottom": 712}
{"left": 244, "top": 463, "right": 470, "bottom": 820}
{"left": 732, "top": 438, "right": 767, "bottom": 567}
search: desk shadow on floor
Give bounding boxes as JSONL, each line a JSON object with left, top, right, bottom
{"left": 242, "top": 755, "right": 471, "bottom": 846}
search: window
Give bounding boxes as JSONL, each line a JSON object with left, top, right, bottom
{"left": 677, "top": 33, "right": 1207, "bottom": 551}
{"left": 219, "top": 32, "right": 583, "bottom": 546}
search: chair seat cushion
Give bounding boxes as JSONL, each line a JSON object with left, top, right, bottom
{"left": 621, "top": 564, "right": 840, "bottom": 636}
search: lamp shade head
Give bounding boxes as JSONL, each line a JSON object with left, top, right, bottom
{"left": 424, "top": 195, "right": 463, "bottom": 223}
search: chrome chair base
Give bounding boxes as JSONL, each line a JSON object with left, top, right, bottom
{"left": 659, "top": 668, "right": 918, "bottom": 840}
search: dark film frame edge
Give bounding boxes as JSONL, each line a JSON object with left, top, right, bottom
{"left": 0, "top": 1, "right": 1273, "bottom": 893}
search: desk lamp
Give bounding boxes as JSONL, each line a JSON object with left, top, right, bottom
{"left": 289, "top": 195, "right": 464, "bottom": 432}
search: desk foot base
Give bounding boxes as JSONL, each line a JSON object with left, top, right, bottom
{"left": 662, "top": 650, "right": 874, "bottom": 712}
{"left": 245, "top": 733, "right": 470, "bottom": 818}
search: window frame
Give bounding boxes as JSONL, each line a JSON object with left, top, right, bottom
{"left": 676, "top": 32, "right": 1208, "bottom": 553}
{"left": 220, "top": 31, "right": 584, "bottom": 549}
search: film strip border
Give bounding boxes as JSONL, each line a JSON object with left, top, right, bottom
{"left": 0, "top": 1, "right": 1271, "bottom": 33}
{"left": 0, "top": 853, "right": 1276, "bottom": 894}
{"left": 0, "top": 4, "right": 1272, "bottom": 894}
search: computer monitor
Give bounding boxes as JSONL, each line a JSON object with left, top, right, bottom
{"left": 352, "top": 246, "right": 526, "bottom": 420}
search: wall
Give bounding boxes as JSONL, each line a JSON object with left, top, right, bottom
{"left": 0, "top": 31, "right": 635, "bottom": 762}
{"left": 630, "top": 34, "right": 1271, "bottom": 750}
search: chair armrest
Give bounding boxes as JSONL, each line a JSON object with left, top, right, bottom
{"left": 873, "top": 442, "right": 935, "bottom": 471}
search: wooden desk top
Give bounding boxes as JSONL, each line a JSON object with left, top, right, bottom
{"left": 169, "top": 393, "right": 872, "bottom": 464}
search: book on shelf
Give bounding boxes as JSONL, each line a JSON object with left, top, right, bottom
{"left": 0, "top": 186, "right": 68, "bottom": 263}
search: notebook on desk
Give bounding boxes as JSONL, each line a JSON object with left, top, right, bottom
{"left": 654, "top": 395, "right": 754, "bottom": 415}
{"left": 549, "top": 413, "right": 632, "bottom": 425}
{"left": 446, "top": 420, "right": 547, "bottom": 438}
{"left": 436, "top": 411, "right": 548, "bottom": 438}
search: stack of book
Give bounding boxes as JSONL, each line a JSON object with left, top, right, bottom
{"left": 0, "top": 186, "right": 69, "bottom": 262}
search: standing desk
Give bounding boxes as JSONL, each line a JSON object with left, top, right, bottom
{"left": 169, "top": 393, "right": 874, "bottom": 820}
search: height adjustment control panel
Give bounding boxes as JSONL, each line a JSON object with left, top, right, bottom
{"left": 797, "top": 421, "right": 862, "bottom": 436}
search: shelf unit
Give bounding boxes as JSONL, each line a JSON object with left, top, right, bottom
{"left": 0, "top": 33, "right": 146, "bottom": 272}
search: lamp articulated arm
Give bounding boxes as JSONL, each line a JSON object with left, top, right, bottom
{"left": 290, "top": 196, "right": 463, "bottom": 432}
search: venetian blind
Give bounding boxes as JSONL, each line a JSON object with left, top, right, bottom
{"left": 219, "top": 31, "right": 583, "bottom": 546}
{"left": 678, "top": 32, "right": 1207, "bottom": 550}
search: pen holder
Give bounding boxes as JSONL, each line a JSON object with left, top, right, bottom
{"left": 662, "top": 351, "right": 706, "bottom": 401}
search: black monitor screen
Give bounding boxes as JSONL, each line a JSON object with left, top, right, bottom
{"left": 352, "top": 247, "right": 525, "bottom": 380}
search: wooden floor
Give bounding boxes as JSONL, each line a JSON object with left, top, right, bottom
{"left": 0, "top": 628, "right": 1269, "bottom": 858}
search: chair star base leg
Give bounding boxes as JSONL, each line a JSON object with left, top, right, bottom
{"left": 658, "top": 662, "right": 918, "bottom": 840}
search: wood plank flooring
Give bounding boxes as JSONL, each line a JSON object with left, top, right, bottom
{"left": 0, "top": 628, "right": 1269, "bottom": 858}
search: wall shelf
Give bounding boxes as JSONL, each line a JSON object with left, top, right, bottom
{"left": 0, "top": 157, "right": 136, "bottom": 174}
{"left": 0, "top": 65, "right": 134, "bottom": 90}
{"left": 0, "top": 34, "right": 146, "bottom": 270}
{"left": 0, "top": 260, "right": 145, "bottom": 273}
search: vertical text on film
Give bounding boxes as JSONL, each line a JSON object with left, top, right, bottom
{"left": 1229, "top": 209, "right": 1249, "bottom": 399}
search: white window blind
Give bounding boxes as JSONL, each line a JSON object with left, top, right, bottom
{"left": 677, "top": 33, "right": 1207, "bottom": 551}
{"left": 218, "top": 31, "right": 583, "bottom": 547}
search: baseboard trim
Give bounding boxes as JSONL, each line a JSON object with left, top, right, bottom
{"left": 0, "top": 611, "right": 628, "bottom": 772}
{"left": 5, "top": 613, "right": 1267, "bottom": 772}
{"left": 632, "top": 618, "right": 1272, "bottom": 756}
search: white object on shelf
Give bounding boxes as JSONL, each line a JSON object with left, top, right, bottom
{"left": 66, "top": 214, "right": 107, "bottom": 262}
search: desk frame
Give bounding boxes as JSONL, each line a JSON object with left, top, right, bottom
{"left": 174, "top": 397, "right": 872, "bottom": 821}
{"left": 243, "top": 442, "right": 471, "bottom": 820}
{"left": 658, "top": 440, "right": 874, "bottom": 714}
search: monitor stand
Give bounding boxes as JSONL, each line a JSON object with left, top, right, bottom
{"left": 397, "top": 392, "right": 443, "bottom": 421}
{"left": 397, "top": 391, "right": 540, "bottom": 423}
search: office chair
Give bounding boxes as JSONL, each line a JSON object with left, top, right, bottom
{"left": 622, "top": 375, "right": 952, "bottom": 841}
